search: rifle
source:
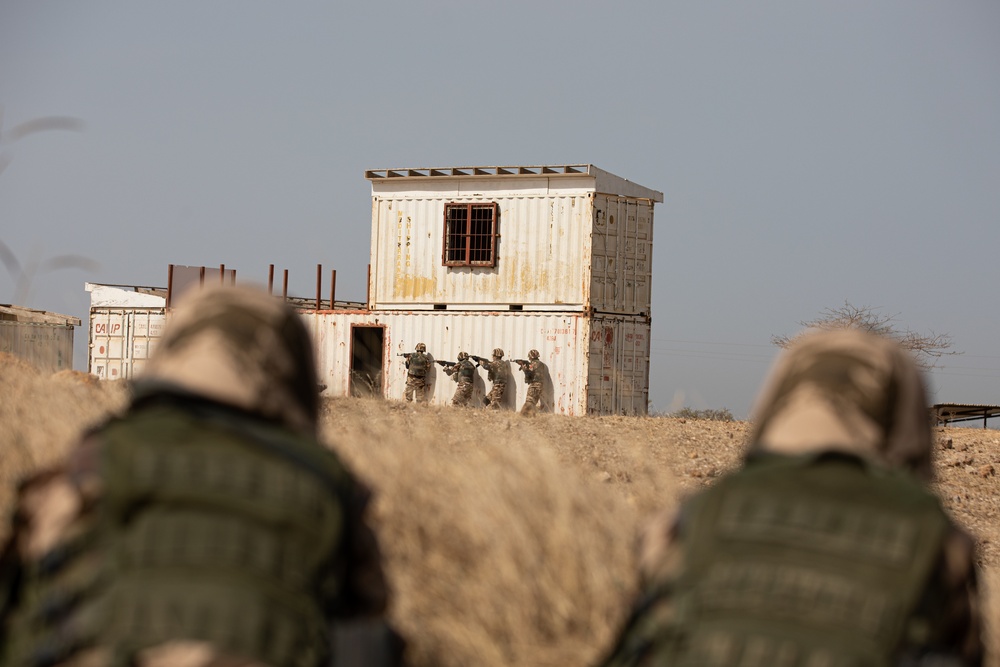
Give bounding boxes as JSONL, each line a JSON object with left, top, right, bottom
{"left": 471, "top": 354, "right": 489, "bottom": 366}
{"left": 396, "top": 352, "right": 412, "bottom": 359}
{"left": 435, "top": 359, "right": 456, "bottom": 368}
{"left": 513, "top": 359, "right": 529, "bottom": 366}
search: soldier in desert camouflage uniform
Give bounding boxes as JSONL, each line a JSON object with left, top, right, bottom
{"left": 597, "top": 329, "right": 983, "bottom": 667}
{"left": 0, "top": 286, "right": 395, "bottom": 667}
{"left": 476, "top": 348, "right": 508, "bottom": 410}
{"left": 444, "top": 351, "right": 477, "bottom": 407}
{"left": 515, "top": 349, "right": 543, "bottom": 415}
{"left": 403, "top": 342, "right": 430, "bottom": 403}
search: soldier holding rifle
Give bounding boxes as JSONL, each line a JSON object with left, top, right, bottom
{"left": 472, "top": 348, "right": 507, "bottom": 410}
{"left": 444, "top": 352, "right": 477, "bottom": 407}
{"left": 399, "top": 342, "right": 430, "bottom": 403}
{"left": 514, "top": 349, "right": 543, "bottom": 415}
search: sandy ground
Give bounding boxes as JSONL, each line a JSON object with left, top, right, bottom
{"left": 1, "top": 358, "right": 996, "bottom": 666}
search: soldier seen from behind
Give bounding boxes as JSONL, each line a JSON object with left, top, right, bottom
{"left": 597, "top": 329, "right": 982, "bottom": 667}
{"left": 401, "top": 342, "right": 430, "bottom": 403}
{"left": 474, "top": 348, "right": 508, "bottom": 410}
{"left": 444, "top": 351, "right": 477, "bottom": 407}
{"left": 0, "top": 285, "right": 397, "bottom": 667}
{"left": 515, "top": 349, "right": 543, "bottom": 415}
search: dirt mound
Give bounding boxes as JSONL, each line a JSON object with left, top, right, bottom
{"left": 0, "top": 364, "right": 128, "bottom": 516}
{"left": 0, "top": 351, "right": 41, "bottom": 377}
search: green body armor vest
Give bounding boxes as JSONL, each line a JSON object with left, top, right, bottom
{"left": 407, "top": 352, "right": 428, "bottom": 377}
{"left": 457, "top": 360, "right": 475, "bottom": 382}
{"left": 608, "top": 452, "right": 950, "bottom": 667}
{"left": 522, "top": 362, "right": 540, "bottom": 384}
{"left": 3, "top": 396, "right": 354, "bottom": 667}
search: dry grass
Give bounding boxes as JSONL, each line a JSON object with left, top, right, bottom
{"left": 0, "top": 354, "right": 129, "bottom": 524}
{"left": 0, "top": 358, "right": 996, "bottom": 666}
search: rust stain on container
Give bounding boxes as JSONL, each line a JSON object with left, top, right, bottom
{"left": 397, "top": 275, "right": 436, "bottom": 300}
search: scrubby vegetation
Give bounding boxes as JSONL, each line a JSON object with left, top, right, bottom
{"left": 665, "top": 406, "right": 735, "bottom": 422}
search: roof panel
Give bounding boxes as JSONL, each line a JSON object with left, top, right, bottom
{"left": 365, "top": 164, "right": 663, "bottom": 202}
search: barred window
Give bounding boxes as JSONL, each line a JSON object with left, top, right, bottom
{"left": 443, "top": 203, "right": 498, "bottom": 267}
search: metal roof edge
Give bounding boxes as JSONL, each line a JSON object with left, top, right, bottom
{"left": 365, "top": 164, "right": 595, "bottom": 180}
{"left": 0, "top": 304, "right": 81, "bottom": 326}
{"left": 587, "top": 165, "right": 664, "bottom": 203}
{"left": 365, "top": 164, "right": 662, "bottom": 202}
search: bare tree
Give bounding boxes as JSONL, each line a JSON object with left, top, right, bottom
{"left": 772, "top": 301, "right": 959, "bottom": 371}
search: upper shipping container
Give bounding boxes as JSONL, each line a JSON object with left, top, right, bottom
{"left": 366, "top": 165, "right": 661, "bottom": 316}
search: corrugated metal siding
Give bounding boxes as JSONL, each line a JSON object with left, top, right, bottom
{"left": 585, "top": 316, "right": 651, "bottom": 416}
{"left": 85, "top": 302, "right": 649, "bottom": 417}
{"left": 0, "top": 321, "right": 75, "bottom": 373}
{"left": 370, "top": 194, "right": 595, "bottom": 310}
{"left": 89, "top": 308, "right": 167, "bottom": 379}
{"left": 308, "top": 310, "right": 594, "bottom": 415}
{"left": 591, "top": 196, "right": 654, "bottom": 315}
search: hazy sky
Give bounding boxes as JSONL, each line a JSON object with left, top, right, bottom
{"left": 2, "top": 2, "right": 998, "bottom": 419}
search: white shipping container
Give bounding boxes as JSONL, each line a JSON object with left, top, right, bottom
{"left": 308, "top": 310, "right": 650, "bottom": 416}
{"left": 85, "top": 274, "right": 651, "bottom": 415}
{"left": 591, "top": 195, "right": 654, "bottom": 316}
{"left": 89, "top": 308, "right": 167, "bottom": 380}
{"left": 367, "top": 165, "right": 661, "bottom": 316}
{"left": 586, "top": 315, "right": 651, "bottom": 416}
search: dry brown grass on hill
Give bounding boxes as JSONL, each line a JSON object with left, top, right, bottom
{"left": 0, "top": 362, "right": 996, "bottom": 666}
{"left": 0, "top": 354, "right": 128, "bottom": 523}
{"left": 320, "top": 400, "right": 672, "bottom": 666}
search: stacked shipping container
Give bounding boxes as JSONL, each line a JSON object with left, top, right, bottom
{"left": 87, "top": 165, "right": 662, "bottom": 416}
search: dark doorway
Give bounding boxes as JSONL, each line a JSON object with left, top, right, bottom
{"left": 350, "top": 326, "right": 385, "bottom": 398}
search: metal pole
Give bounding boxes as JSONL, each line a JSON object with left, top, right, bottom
{"left": 199, "top": 266, "right": 205, "bottom": 287}
{"left": 220, "top": 264, "right": 225, "bottom": 285}
{"left": 330, "top": 269, "right": 336, "bottom": 310}
{"left": 316, "top": 264, "right": 322, "bottom": 311}
{"left": 268, "top": 264, "right": 274, "bottom": 295}
{"left": 166, "top": 264, "right": 174, "bottom": 309}
{"left": 282, "top": 269, "right": 288, "bottom": 299}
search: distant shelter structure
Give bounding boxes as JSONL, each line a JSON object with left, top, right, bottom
{"left": 931, "top": 403, "right": 1000, "bottom": 429}
{"left": 0, "top": 304, "right": 80, "bottom": 373}
{"left": 87, "top": 164, "right": 663, "bottom": 416}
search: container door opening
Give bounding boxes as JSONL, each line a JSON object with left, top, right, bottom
{"left": 350, "top": 326, "right": 385, "bottom": 398}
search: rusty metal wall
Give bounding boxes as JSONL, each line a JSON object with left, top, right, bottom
{"left": 591, "top": 196, "right": 655, "bottom": 315}
{"left": 0, "top": 321, "right": 75, "bottom": 373}
{"left": 585, "top": 315, "right": 651, "bottom": 416}
{"left": 86, "top": 293, "right": 650, "bottom": 416}
{"left": 308, "top": 310, "right": 599, "bottom": 414}
{"left": 89, "top": 308, "right": 167, "bottom": 379}
{"left": 370, "top": 193, "right": 596, "bottom": 311}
